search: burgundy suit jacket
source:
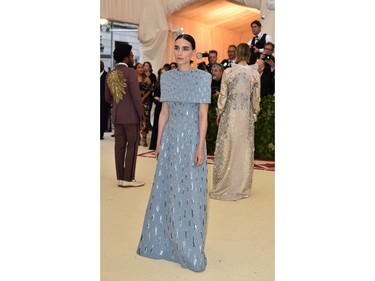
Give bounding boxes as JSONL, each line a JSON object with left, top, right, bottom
{"left": 105, "top": 64, "right": 143, "bottom": 124}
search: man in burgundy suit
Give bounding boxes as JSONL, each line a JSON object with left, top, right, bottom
{"left": 105, "top": 43, "right": 145, "bottom": 188}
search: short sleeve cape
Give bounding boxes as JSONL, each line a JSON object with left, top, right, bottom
{"left": 160, "top": 69, "right": 211, "bottom": 104}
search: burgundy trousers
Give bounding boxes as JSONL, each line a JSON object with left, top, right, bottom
{"left": 114, "top": 123, "right": 140, "bottom": 181}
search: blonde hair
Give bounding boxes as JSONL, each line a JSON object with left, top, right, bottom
{"left": 236, "top": 43, "right": 251, "bottom": 62}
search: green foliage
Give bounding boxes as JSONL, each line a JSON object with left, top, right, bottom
{"left": 255, "top": 95, "right": 275, "bottom": 160}
{"left": 206, "top": 95, "right": 275, "bottom": 160}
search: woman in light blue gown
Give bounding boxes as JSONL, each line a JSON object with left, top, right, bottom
{"left": 137, "top": 34, "right": 212, "bottom": 272}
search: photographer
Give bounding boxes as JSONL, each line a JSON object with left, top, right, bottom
{"left": 248, "top": 20, "right": 273, "bottom": 65}
{"left": 206, "top": 63, "right": 224, "bottom": 155}
{"left": 207, "top": 50, "right": 218, "bottom": 74}
{"left": 221, "top": 45, "right": 237, "bottom": 69}
{"left": 259, "top": 42, "right": 275, "bottom": 97}
{"left": 211, "top": 63, "right": 223, "bottom": 98}
{"left": 197, "top": 61, "right": 210, "bottom": 72}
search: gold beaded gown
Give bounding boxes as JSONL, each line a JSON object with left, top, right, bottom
{"left": 210, "top": 64, "right": 260, "bottom": 201}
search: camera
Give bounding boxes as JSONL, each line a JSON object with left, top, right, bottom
{"left": 197, "top": 62, "right": 209, "bottom": 72}
{"left": 211, "top": 86, "right": 220, "bottom": 95}
{"left": 262, "top": 54, "right": 274, "bottom": 60}
{"left": 196, "top": 52, "right": 209, "bottom": 59}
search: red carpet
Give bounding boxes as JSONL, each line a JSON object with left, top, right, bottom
{"left": 138, "top": 151, "right": 274, "bottom": 172}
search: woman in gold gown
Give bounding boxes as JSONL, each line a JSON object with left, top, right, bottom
{"left": 210, "top": 43, "right": 261, "bottom": 201}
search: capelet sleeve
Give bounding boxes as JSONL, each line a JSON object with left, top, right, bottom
{"left": 160, "top": 69, "right": 211, "bottom": 104}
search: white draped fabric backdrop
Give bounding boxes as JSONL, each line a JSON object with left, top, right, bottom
{"left": 100, "top": 0, "right": 274, "bottom": 71}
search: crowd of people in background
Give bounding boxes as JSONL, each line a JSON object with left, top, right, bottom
{"left": 101, "top": 18, "right": 274, "bottom": 183}
{"left": 101, "top": 21, "right": 274, "bottom": 153}
{"left": 101, "top": 18, "right": 275, "bottom": 159}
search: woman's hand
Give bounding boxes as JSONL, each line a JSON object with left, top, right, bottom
{"left": 194, "top": 147, "right": 205, "bottom": 167}
{"left": 154, "top": 145, "right": 160, "bottom": 160}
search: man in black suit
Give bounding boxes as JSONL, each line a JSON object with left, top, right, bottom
{"left": 206, "top": 63, "right": 224, "bottom": 155}
{"left": 247, "top": 20, "right": 273, "bottom": 65}
{"left": 259, "top": 42, "right": 275, "bottom": 97}
{"left": 100, "top": 60, "right": 110, "bottom": 139}
{"left": 220, "top": 45, "right": 236, "bottom": 69}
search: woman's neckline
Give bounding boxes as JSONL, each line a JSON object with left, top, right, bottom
{"left": 177, "top": 67, "right": 193, "bottom": 72}
{"left": 237, "top": 61, "right": 248, "bottom": 66}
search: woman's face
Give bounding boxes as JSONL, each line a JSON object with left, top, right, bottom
{"left": 136, "top": 64, "right": 144, "bottom": 74}
{"left": 174, "top": 38, "right": 195, "bottom": 67}
{"left": 143, "top": 63, "right": 150, "bottom": 72}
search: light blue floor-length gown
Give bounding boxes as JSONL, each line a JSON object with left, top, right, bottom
{"left": 137, "top": 68, "right": 211, "bottom": 272}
